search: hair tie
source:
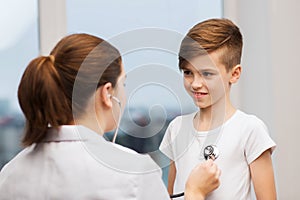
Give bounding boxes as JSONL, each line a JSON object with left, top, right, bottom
{"left": 49, "top": 55, "right": 55, "bottom": 63}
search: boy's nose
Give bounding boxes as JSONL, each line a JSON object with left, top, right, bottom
{"left": 191, "top": 76, "right": 205, "bottom": 89}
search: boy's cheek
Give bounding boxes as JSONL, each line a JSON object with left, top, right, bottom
{"left": 183, "top": 81, "right": 190, "bottom": 91}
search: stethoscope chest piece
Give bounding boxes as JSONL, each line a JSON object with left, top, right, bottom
{"left": 203, "top": 145, "right": 219, "bottom": 160}
{"left": 170, "top": 145, "right": 220, "bottom": 199}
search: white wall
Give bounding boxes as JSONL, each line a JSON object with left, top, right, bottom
{"left": 224, "top": 0, "right": 300, "bottom": 198}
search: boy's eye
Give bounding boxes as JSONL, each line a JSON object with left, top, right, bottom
{"left": 183, "top": 70, "right": 192, "bottom": 76}
{"left": 202, "top": 72, "right": 214, "bottom": 77}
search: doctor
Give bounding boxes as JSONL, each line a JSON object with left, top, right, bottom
{"left": 0, "top": 33, "right": 220, "bottom": 199}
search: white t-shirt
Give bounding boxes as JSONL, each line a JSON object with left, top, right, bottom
{"left": 159, "top": 110, "right": 276, "bottom": 200}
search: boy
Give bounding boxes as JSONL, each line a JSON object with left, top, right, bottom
{"left": 159, "top": 18, "right": 276, "bottom": 199}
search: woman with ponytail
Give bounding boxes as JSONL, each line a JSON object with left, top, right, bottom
{"left": 0, "top": 33, "right": 220, "bottom": 200}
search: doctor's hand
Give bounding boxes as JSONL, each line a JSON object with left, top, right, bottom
{"left": 184, "top": 159, "right": 221, "bottom": 200}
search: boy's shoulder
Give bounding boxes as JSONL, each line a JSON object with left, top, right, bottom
{"left": 232, "top": 110, "right": 267, "bottom": 128}
{"left": 236, "top": 110, "right": 264, "bottom": 121}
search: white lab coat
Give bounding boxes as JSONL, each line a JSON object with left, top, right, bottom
{"left": 0, "top": 125, "right": 169, "bottom": 199}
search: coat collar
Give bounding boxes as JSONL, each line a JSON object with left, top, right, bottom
{"left": 42, "top": 125, "right": 101, "bottom": 142}
{"left": 40, "top": 125, "right": 161, "bottom": 174}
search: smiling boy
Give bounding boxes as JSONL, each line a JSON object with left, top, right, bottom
{"left": 159, "top": 18, "right": 277, "bottom": 199}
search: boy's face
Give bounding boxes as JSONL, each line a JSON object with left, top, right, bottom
{"left": 181, "top": 51, "right": 238, "bottom": 109}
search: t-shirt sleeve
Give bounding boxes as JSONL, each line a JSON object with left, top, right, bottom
{"left": 244, "top": 117, "right": 276, "bottom": 164}
{"left": 159, "top": 119, "right": 176, "bottom": 161}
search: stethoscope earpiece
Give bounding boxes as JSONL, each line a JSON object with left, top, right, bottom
{"left": 106, "top": 94, "right": 122, "bottom": 143}
{"left": 203, "top": 145, "right": 219, "bottom": 160}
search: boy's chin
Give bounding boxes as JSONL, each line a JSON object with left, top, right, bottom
{"left": 194, "top": 101, "right": 211, "bottom": 109}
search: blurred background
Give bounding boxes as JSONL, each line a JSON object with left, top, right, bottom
{"left": 0, "top": 0, "right": 299, "bottom": 199}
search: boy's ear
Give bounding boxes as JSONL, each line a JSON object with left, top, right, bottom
{"left": 230, "top": 64, "right": 242, "bottom": 84}
{"left": 98, "top": 82, "right": 113, "bottom": 108}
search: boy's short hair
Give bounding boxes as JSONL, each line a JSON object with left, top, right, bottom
{"left": 179, "top": 18, "right": 243, "bottom": 72}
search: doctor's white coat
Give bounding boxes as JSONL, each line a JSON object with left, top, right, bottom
{"left": 0, "top": 125, "right": 169, "bottom": 200}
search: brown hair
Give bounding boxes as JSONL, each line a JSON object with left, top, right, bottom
{"left": 18, "top": 33, "right": 122, "bottom": 146}
{"left": 179, "top": 18, "right": 243, "bottom": 71}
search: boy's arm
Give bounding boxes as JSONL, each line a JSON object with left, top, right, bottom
{"left": 250, "top": 149, "right": 277, "bottom": 200}
{"left": 168, "top": 160, "right": 176, "bottom": 196}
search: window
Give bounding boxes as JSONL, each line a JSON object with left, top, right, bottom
{"left": 0, "top": 0, "right": 39, "bottom": 169}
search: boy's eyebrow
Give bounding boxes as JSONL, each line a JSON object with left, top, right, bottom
{"left": 181, "top": 64, "right": 218, "bottom": 72}
{"left": 180, "top": 65, "right": 192, "bottom": 70}
{"left": 199, "top": 67, "right": 219, "bottom": 71}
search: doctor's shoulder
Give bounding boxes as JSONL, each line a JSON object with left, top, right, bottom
{"left": 109, "top": 142, "right": 162, "bottom": 174}
{"left": 0, "top": 144, "right": 35, "bottom": 174}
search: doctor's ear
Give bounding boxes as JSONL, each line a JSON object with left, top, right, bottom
{"left": 230, "top": 64, "right": 241, "bottom": 84}
{"left": 99, "top": 82, "right": 113, "bottom": 108}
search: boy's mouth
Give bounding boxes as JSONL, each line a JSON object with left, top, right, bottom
{"left": 193, "top": 92, "right": 208, "bottom": 98}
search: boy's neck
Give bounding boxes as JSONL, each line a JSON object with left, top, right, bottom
{"left": 194, "top": 99, "right": 236, "bottom": 131}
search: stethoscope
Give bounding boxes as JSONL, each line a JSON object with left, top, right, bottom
{"left": 203, "top": 145, "right": 219, "bottom": 160}
{"left": 169, "top": 145, "right": 219, "bottom": 199}
{"left": 107, "top": 94, "right": 122, "bottom": 143}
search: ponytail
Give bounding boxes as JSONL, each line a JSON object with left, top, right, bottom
{"left": 18, "top": 33, "right": 122, "bottom": 146}
{"left": 18, "top": 56, "right": 72, "bottom": 146}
